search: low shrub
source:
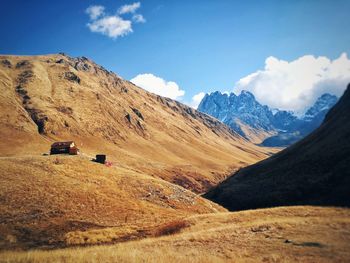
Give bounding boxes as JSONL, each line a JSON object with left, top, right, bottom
{"left": 153, "top": 220, "right": 190, "bottom": 237}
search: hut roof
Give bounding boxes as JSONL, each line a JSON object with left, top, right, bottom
{"left": 51, "top": 141, "right": 74, "bottom": 148}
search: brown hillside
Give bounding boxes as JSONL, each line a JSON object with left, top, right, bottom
{"left": 0, "top": 155, "right": 225, "bottom": 250}
{"left": 0, "top": 54, "right": 275, "bottom": 193}
{"left": 205, "top": 84, "right": 350, "bottom": 210}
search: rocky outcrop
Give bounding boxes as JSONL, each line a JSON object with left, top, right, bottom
{"left": 64, "top": 72, "right": 80, "bottom": 84}
{"left": 15, "top": 60, "right": 31, "bottom": 69}
{"left": 1, "top": 59, "right": 12, "bottom": 68}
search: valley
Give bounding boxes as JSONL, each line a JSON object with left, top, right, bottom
{"left": 0, "top": 54, "right": 349, "bottom": 263}
{"left": 1, "top": 1, "right": 349, "bottom": 262}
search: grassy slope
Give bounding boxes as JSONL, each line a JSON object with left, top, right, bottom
{"left": 205, "top": 85, "right": 350, "bottom": 211}
{"left": 0, "top": 156, "right": 224, "bottom": 250}
{"left": 0, "top": 54, "right": 275, "bottom": 193}
{"left": 1, "top": 206, "right": 350, "bottom": 262}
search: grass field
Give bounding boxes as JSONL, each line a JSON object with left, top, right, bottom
{"left": 1, "top": 206, "right": 350, "bottom": 262}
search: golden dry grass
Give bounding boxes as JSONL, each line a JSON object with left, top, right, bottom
{"left": 0, "top": 155, "right": 224, "bottom": 250}
{"left": 1, "top": 206, "right": 349, "bottom": 263}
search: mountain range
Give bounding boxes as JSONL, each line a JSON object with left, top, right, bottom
{"left": 198, "top": 90, "right": 338, "bottom": 146}
{"left": 205, "top": 84, "right": 350, "bottom": 210}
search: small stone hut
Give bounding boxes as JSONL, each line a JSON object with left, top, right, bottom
{"left": 50, "top": 141, "right": 79, "bottom": 155}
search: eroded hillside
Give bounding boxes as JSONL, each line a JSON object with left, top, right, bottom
{"left": 0, "top": 54, "right": 275, "bottom": 192}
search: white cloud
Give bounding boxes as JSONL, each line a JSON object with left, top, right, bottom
{"left": 235, "top": 53, "right": 350, "bottom": 114}
{"left": 118, "top": 2, "right": 141, "bottom": 14}
{"left": 133, "top": 14, "right": 146, "bottom": 23}
{"left": 87, "top": 16, "right": 132, "bottom": 39}
{"left": 130, "top": 73, "right": 185, "bottom": 100}
{"left": 188, "top": 92, "right": 206, "bottom": 109}
{"left": 86, "top": 3, "right": 145, "bottom": 39}
{"left": 86, "top": 5, "right": 105, "bottom": 20}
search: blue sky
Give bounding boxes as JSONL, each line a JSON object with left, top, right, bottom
{"left": 1, "top": 0, "right": 350, "bottom": 110}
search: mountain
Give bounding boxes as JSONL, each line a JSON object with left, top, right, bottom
{"left": 304, "top": 93, "right": 339, "bottom": 122}
{"left": 0, "top": 54, "right": 276, "bottom": 249}
{"left": 262, "top": 93, "right": 338, "bottom": 146}
{"left": 271, "top": 110, "right": 297, "bottom": 130}
{"left": 301, "top": 93, "right": 339, "bottom": 133}
{"left": 204, "top": 84, "right": 350, "bottom": 211}
{"left": 198, "top": 91, "right": 276, "bottom": 143}
{"left": 198, "top": 90, "right": 338, "bottom": 146}
{"left": 0, "top": 54, "right": 274, "bottom": 193}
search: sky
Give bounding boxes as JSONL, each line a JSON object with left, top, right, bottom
{"left": 1, "top": 0, "right": 350, "bottom": 112}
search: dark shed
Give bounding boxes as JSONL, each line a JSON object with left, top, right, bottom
{"left": 95, "top": 154, "right": 106, "bottom": 164}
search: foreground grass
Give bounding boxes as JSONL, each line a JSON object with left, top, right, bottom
{"left": 0, "top": 246, "right": 226, "bottom": 263}
{"left": 1, "top": 206, "right": 350, "bottom": 263}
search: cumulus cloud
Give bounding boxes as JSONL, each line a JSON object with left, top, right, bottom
{"left": 235, "top": 53, "right": 350, "bottom": 114}
{"left": 189, "top": 92, "right": 206, "bottom": 109}
{"left": 132, "top": 14, "right": 146, "bottom": 23}
{"left": 85, "top": 5, "right": 105, "bottom": 20}
{"left": 87, "top": 16, "right": 132, "bottom": 39}
{"left": 118, "top": 2, "right": 141, "bottom": 14}
{"left": 85, "top": 3, "right": 145, "bottom": 39}
{"left": 130, "top": 73, "right": 185, "bottom": 100}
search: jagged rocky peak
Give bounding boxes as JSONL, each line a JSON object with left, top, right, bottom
{"left": 199, "top": 90, "right": 261, "bottom": 114}
{"left": 239, "top": 90, "right": 255, "bottom": 99}
{"left": 198, "top": 91, "right": 230, "bottom": 120}
{"left": 303, "top": 93, "right": 338, "bottom": 121}
{"left": 198, "top": 89, "right": 339, "bottom": 146}
{"left": 55, "top": 53, "right": 121, "bottom": 79}
{"left": 198, "top": 90, "right": 275, "bottom": 134}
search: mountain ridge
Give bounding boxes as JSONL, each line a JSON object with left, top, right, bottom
{"left": 198, "top": 90, "right": 338, "bottom": 146}
{"left": 0, "top": 53, "right": 275, "bottom": 193}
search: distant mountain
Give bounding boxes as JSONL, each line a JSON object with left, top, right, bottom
{"left": 262, "top": 93, "right": 338, "bottom": 146}
{"left": 204, "top": 84, "right": 350, "bottom": 211}
{"left": 198, "top": 91, "right": 275, "bottom": 142}
{"left": 304, "top": 93, "right": 339, "bottom": 121}
{"left": 198, "top": 90, "right": 338, "bottom": 146}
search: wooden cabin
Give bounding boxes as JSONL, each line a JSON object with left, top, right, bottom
{"left": 50, "top": 141, "right": 79, "bottom": 155}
